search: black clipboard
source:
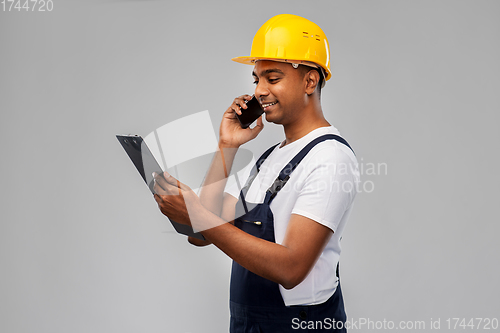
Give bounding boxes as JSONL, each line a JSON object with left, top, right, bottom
{"left": 116, "top": 134, "right": 205, "bottom": 240}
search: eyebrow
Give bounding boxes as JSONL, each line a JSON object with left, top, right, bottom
{"left": 252, "top": 68, "right": 285, "bottom": 78}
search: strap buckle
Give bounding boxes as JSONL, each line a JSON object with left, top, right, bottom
{"left": 267, "top": 175, "right": 290, "bottom": 195}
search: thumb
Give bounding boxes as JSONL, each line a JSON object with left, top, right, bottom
{"left": 163, "top": 171, "right": 192, "bottom": 192}
{"left": 249, "top": 115, "right": 264, "bottom": 138}
{"left": 162, "top": 171, "right": 177, "bottom": 184}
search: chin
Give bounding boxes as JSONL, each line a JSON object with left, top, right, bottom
{"left": 264, "top": 112, "right": 282, "bottom": 125}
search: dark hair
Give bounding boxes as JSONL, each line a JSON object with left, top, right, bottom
{"left": 315, "top": 68, "right": 324, "bottom": 94}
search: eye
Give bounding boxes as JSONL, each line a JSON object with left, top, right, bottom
{"left": 253, "top": 80, "right": 259, "bottom": 85}
{"left": 268, "top": 77, "right": 280, "bottom": 84}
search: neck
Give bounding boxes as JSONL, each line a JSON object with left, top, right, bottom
{"left": 281, "top": 98, "right": 330, "bottom": 147}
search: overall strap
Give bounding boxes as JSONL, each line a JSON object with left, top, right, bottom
{"left": 256, "top": 143, "right": 280, "bottom": 171}
{"left": 265, "top": 134, "right": 354, "bottom": 203}
{"left": 239, "top": 143, "right": 280, "bottom": 213}
{"left": 242, "top": 143, "right": 279, "bottom": 190}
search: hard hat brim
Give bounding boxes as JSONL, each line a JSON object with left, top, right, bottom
{"left": 232, "top": 56, "right": 331, "bottom": 81}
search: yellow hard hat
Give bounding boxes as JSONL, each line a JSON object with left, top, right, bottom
{"left": 232, "top": 14, "right": 331, "bottom": 82}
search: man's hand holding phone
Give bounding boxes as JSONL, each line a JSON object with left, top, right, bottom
{"left": 219, "top": 94, "right": 264, "bottom": 148}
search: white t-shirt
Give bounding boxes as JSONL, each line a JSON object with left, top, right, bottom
{"left": 225, "top": 126, "right": 360, "bottom": 306}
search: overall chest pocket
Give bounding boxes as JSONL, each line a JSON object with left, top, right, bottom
{"left": 234, "top": 203, "right": 275, "bottom": 241}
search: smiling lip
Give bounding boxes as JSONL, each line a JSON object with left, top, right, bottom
{"left": 261, "top": 101, "right": 278, "bottom": 110}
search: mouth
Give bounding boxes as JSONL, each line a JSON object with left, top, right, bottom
{"left": 261, "top": 101, "right": 278, "bottom": 111}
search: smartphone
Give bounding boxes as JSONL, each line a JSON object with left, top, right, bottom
{"left": 235, "top": 95, "right": 264, "bottom": 129}
{"left": 116, "top": 134, "right": 205, "bottom": 240}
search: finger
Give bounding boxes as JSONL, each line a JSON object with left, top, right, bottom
{"left": 175, "top": 178, "right": 193, "bottom": 192}
{"left": 235, "top": 95, "right": 251, "bottom": 103}
{"left": 166, "top": 174, "right": 192, "bottom": 193}
{"left": 231, "top": 105, "right": 242, "bottom": 115}
{"left": 224, "top": 106, "right": 238, "bottom": 118}
{"left": 153, "top": 180, "right": 168, "bottom": 195}
{"left": 152, "top": 172, "right": 170, "bottom": 191}
{"left": 159, "top": 171, "right": 192, "bottom": 194}
{"left": 227, "top": 100, "right": 242, "bottom": 115}
{"left": 153, "top": 171, "right": 175, "bottom": 187}
{"left": 153, "top": 172, "right": 180, "bottom": 195}
{"left": 233, "top": 95, "right": 251, "bottom": 112}
{"left": 226, "top": 94, "right": 251, "bottom": 117}
{"left": 241, "top": 94, "right": 253, "bottom": 107}
{"left": 225, "top": 109, "right": 238, "bottom": 119}
{"left": 238, "top": 98, "right": 247, "bottom": 109}
{"left": 162, "top": 172, "right": 185, "bottom": 194}
{"left": 231, "top": 101, "right": 243, "bottom": 115}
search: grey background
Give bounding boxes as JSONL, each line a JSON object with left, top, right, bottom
{"left": 1, "top": 0, "right": 499, "bottom": 332}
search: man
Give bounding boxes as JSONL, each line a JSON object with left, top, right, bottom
{"left": 153, "top": 14, "right": 359, "bottom": 332}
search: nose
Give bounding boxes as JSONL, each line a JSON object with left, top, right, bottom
{"left": 254, "top": 80, "right": 269, "bottom": 101}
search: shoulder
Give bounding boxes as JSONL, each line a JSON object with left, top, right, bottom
{"left": 302, "top": 126, "right": 356, "bottom": 164}
{"left": 304, "top": 139, "right": 357, "bottom": 170}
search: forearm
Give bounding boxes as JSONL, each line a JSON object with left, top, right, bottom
{"left": 198, "top": 142, "right": 239, "bottom": 217}
{"left": 196, "top": 209, "right": 300, "bottom": 289}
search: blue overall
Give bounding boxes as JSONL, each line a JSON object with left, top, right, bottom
{"left": 230, "top": 134, "right": 354, "bottom": 333}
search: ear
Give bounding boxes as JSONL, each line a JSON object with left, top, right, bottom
{"left": 304, "top": 70, "right": 320, "bottom": 96}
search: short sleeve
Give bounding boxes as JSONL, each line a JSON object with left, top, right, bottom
{"left": 291, "top": 147, "right": 359, "bottom": 232}
{"left": 224, "top": 156, "right": 255, "bottom": 199}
